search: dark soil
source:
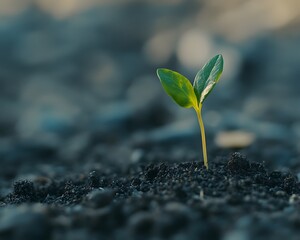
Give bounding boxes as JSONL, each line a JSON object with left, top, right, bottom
{"left": 1, "top": 153, "right": 300, "bottom": 240}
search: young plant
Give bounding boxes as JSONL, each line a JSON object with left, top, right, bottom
{"left": 157, "top": 54, "right": 224, "bottom": 169}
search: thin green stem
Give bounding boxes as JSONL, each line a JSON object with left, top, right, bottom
{"left": 195, "top": 104, "right": 208, "bottom": 169}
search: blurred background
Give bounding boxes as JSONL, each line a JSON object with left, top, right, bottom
{"left": 1, "top": 0, "right": 300, "bottom": 178}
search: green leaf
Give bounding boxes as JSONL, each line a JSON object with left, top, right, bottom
{"left": 157, "top": 68, "right": 197, "bottom": 108}
{"left": 193, "top": 54, "right": 223, "bottom": 104}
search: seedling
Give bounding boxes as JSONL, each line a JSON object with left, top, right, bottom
{"left": 157, "top": 54, "right": 224, "bottom": 169}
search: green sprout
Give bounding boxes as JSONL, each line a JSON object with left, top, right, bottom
{"left": 156, "top": 54, "right": 224, "bottom": 169}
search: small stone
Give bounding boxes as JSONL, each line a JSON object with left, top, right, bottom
{"left": 289, "top": 194, "right": 300, "bottom": 204}
{"left": 164, "top": 202, "right": 191, "bottom": 224}
{"left": 297, "top": 172, "right": 300, "bottom": 182}
{"left": 130, "top": 149, "right": 144, "bottom": 163}
{"left": 243, "top": 195, "right": 252, "bottom": 202}
{"left": 223, "top": 230, "right": 249, "bottom": 240}
{"left": 84, "top": 207, "right": 112, "bottom": 231}
{"left": 0, "top": 205, "right": 51, "bottom": 240}
{"left": 128, "top": 212, "right": 154, "bottom": 235}
{"left": 85, "top": 189, "right": 114, "bottom": 208}
{"left": 275, "top": 190, "right": 286, "bottom": 197}
{"left": 226, "top": 194, "right": 243, "bottom": 205}
{"left": 164, "top": 202, "right": 190, "bottom": 215}
{"left": 215, "top": 131, "right": 255, "bottom": 149}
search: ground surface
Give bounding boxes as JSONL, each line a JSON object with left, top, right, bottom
{"left": 1, "top": 153, "right": 300, "bottom": 240}
{"left": 1, "top": 1, "right": 300, "bottom": 240}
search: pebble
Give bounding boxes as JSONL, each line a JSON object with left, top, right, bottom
{"left": 128, "top": 212, "right": 154, "bottom": 235}
{"left": 85, "top": 189, "right": 114, "bottom": 208}
{"left": 215, "top": 131, "right": 256, "bottom": 149}
{"left": 84, "top": 207, "right": 112, "bottom": 231}
{"left": 130, "top": 149, "right": 145, "bottom": 163}
{"left": 0, "top": 205, "right": 51, "bottom": 240}
{"left": 289, "top": 194, "right": 300, "bottom": 204}
{"left": 275, "top": 191, "right": 286, "bottom": 197}
{"left": 297, "top": 172, "right": 300, "bottom": 182}
{"left": 223, "top": 230, "right": 249, "bottom": 240}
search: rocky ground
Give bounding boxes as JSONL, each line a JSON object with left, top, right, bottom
{"left": 1, "top": 1, "right": 300, "bottom": 240}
